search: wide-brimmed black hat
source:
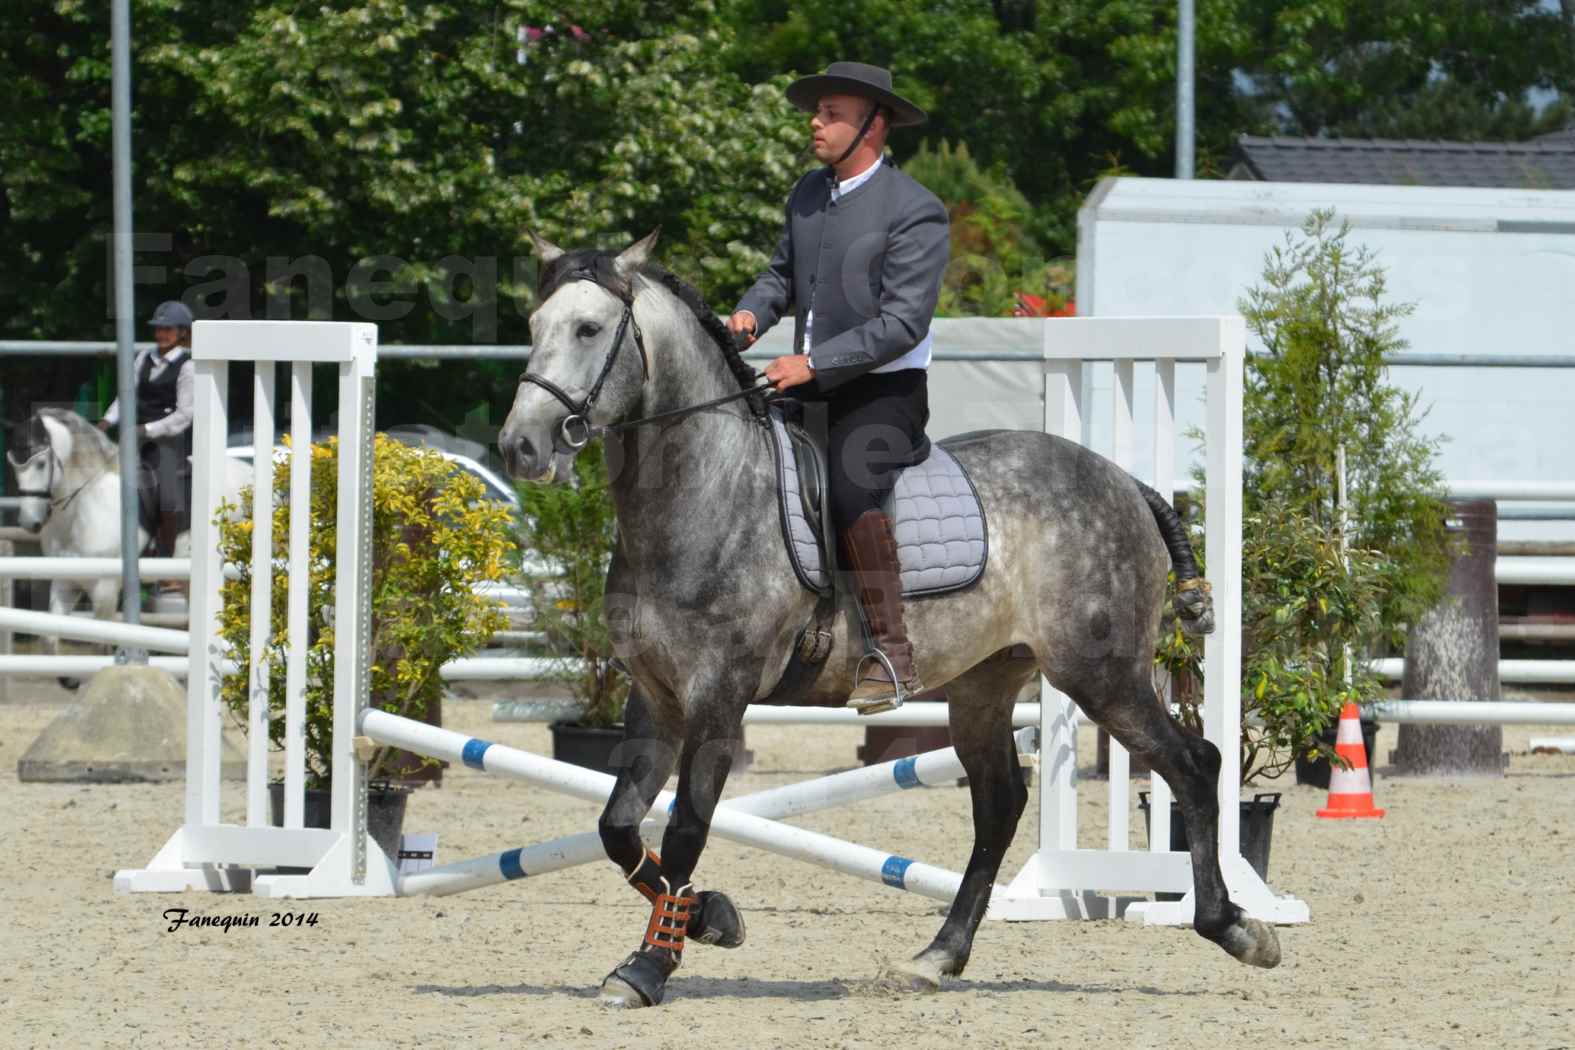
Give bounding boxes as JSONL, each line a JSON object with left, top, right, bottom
{"left": 785, "top": 62, "right": 926, "bottom": 127}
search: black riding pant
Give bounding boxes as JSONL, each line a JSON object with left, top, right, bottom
{"left": 137, "top": 433, "right": 191, "bottom": 555}
{"left": 788, "top": 369, "right": 930, "bottom": 535}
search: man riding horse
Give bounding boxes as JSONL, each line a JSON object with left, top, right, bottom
{"left": 728, "top": 61, "right": 948, "bottom": 714}
{"left": 501, "top": 60, "right": 1279, "bottom": 1012}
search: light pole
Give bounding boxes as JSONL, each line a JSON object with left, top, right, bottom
{"left": 111, "top": 0, "right": 144, "bottom": 647}
{"left": 1176, "top": 0, "right": 1195, "bottom": 179}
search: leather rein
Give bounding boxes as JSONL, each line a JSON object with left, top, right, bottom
{"left": 519, "top": 270, "right": 779, "bottom": 452}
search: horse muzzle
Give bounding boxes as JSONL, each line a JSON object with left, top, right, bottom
{"left": 14, "top": 493, "right": 50, "bottom": 532}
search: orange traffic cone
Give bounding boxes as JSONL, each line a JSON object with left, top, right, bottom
{"left": 1316, "top": 703, "right": 1386, "bottom": 819}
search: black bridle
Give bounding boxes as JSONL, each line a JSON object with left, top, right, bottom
{"left": 520, "top": 269, "right": 778, "bottom": 452}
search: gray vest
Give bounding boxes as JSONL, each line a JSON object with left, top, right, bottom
{"left": 736, "top": 162, "right": 949, "bottom": 392}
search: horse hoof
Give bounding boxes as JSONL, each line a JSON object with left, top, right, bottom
{"left": 597, "top": 975, "right": 649, "bottom": 1009}
{"left": 598, "top": 950, "right": 675, "bottom": 1008}
{"left": 689, "top": 890, "right": 746, "bottom": 949}
{"left": 1218, "top": 917, "right": 1281, "bottom": 969}
{"left": 884, "top": 949, "right": 949, "bottom": 992}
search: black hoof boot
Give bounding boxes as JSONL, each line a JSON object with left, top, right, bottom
{"left": 600, "top": 949, "right": 679, "bottom": 1008}
{"left": 689, "top": 890, "right": 746, "bottom": 948}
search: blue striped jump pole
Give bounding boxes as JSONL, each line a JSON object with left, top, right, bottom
{"left": 398, "top": 727, "right": 1037, "bottom": 897}
{"left": 360, "top": 710, "right": 1036, "bottom": 904}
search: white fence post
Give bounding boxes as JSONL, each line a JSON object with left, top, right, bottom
{"left": 115, "top": 321, "right": 394, "bottom": 898}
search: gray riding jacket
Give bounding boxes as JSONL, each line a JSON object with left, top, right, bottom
{"left": 736, "top": 161, "right": 949, "bottom": 392}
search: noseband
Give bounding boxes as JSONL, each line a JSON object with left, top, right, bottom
{"left": 519, "top": 269, "right": 650, "bottom": 452}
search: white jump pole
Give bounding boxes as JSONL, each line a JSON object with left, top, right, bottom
{"left": 1, "top": 653, "right": 564, "bottom": 681}
{"left": 0, "top": 556, "right": 190, "bottom": 580}
{"left": 0, "top": 655, "right": 190, "bottom": 675}
{"left": 1362, "top": 700, "right": 1575, "bottom": 726}
{"left": 0, "top": 606, "right": 189, "bottom": 652}
{"left": 400, "top": 728, "right": 1039, "bottom": 897}
{"left": 1370, "top": 658, "right": 1575, "bottom": 685}
{"left": 362, "top": 709, "right": 973, "bottom": 903}
{"left": 740, "top": 702, "right": 1038, "bottom": 727}
{"left": 494, "top": 701, "right": 1044, "bottom": 728}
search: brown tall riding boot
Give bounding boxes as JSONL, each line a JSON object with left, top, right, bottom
{"left": 842, "top": 509, "right": 923, "bottom": 714}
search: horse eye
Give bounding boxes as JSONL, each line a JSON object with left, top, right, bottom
{"left": 577, "top": 322, "right": 601, "bottom": 340}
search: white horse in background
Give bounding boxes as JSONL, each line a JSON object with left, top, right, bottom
{"left": 5, "top": 407, "right": 244, "bottom": 639}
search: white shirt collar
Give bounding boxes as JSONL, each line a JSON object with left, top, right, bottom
{"left": 832, "top": 155, "right": 883, "bottom": 199}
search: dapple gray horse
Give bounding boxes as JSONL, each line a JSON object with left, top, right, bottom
{"left": 499, "top": 231, "right": 1281, "bottom": 1008}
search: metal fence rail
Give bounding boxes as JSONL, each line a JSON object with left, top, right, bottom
{"left": 9, "top": 341, "right": 1575, "bottom": 368}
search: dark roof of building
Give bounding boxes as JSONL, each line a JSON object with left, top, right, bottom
{"left": 1230, "top": 134, "right": 1575, "bottom": 189}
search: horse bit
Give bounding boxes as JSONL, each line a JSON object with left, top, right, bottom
{"left": 519, "top": 268, "right": 779, "bottom": 453}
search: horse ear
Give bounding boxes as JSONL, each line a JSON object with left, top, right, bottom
{"left": 614, "top": 227, "right": 661, "bottom": 279}
{"left": 526, "top": 229, "right": 565, "bottom": 266}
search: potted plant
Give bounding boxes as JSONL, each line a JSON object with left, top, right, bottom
{"left": 1146, "top": 211, "right": 1452, "bottom": 878}
{"left": 216, "top": 434, "right": 515, "bottom": 862}
{"left": 515, "top": 442, "right": 631, "bottom": 774}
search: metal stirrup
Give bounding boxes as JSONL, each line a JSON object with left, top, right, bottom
{"left": 853, "top": 648, "right": 907, "bottom": 711}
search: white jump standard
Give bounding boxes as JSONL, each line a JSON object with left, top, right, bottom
{"left": 115, "top": 321, "right": 392, "bottom": 897}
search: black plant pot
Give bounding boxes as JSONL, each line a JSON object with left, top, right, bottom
{"left": 268, "top": 781, "right": 410, "bottom": 874}
{"left": 1294, "top": 719, "right": 1380, "bottom": 790}
{"left": 1139, "top": 791, "right": 1281, "bottom": 903}
{"left": 550, "top": 721, "right": 628, "bottom": 776}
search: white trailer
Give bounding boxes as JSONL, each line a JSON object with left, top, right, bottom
{"left": 1075, "top": 176, "right": 1575, "bottom": 541}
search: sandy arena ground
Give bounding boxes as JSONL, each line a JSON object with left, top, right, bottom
{"left": 2, "top": 677, "right": 1573, "bottom": 1050}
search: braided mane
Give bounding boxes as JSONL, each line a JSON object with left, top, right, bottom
{"left": 536, "top": 249, "right": 760, "bottom": 399}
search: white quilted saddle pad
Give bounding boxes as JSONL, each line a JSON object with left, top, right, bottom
{"left": 768, "top": 409, "right": 988, "bottom": 597}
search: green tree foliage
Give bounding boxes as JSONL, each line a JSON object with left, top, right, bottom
{"left": 1237, "top": 0, "right": 1575, "bottom": 140}
{"left": 3, "top": 0, "right": 1572, "bottom": 428}
{"left": 1240, "top": 210, "right": 1453, "bottom": 647}
{"left": 1, "top": 0, "right": 803, "bottom": 435}
{"left": 724, "top": 0, "right": 1267, "bottom": 250}
{"left": 726, "top": 0, "right": 1574, "bottom": 250}
{"left": 903, "top": 140, "right": 1072, "bottom": 316}
{"left": 216, "top": 435, "right": 514, "bottom": 785}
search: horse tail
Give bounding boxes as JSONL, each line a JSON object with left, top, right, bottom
{"left": 1134, "top": 479, "right": 1215, "bottom": 637}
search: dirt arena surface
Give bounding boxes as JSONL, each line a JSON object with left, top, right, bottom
{"left": 2, "top": 680, "right": 1572, "bottom": 1050}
